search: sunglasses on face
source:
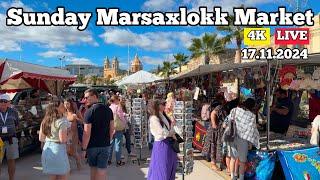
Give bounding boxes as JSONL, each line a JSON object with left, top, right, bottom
{"left": 0, "top": 100, "right": 9, "bottom": 103}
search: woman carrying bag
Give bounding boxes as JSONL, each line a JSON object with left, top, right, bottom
{"left": 108, "top": 95, "right": 126, "bottom": 166}
{"left": 147, "top": 100, "right": 178, "bottom": 180}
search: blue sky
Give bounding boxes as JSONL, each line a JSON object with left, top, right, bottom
{"left": 0, "top": 0, "right": 319, "bottom": 71}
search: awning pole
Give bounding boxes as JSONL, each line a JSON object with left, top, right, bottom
{"left": 266, "top": 59, "right": 271, "bottom": 150}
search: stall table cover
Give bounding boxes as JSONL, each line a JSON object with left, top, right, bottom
{"left": 278, "top": 147, "right": 320, "bottom": 180}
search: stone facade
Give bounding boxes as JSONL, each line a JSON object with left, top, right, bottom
{"left": 104, "top": 57, "right": 120, "bottom": 80}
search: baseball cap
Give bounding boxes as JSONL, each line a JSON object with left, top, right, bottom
{"left": 0, "top": 94, "right": 10, "bottom": 101}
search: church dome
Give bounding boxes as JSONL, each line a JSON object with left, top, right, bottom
{"left": 132, "top": 54, "right": 141, "bottom": 66}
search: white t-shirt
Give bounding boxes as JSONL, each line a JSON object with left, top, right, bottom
{"left": 310, "top": 115, "right": 320, "bottom": 145}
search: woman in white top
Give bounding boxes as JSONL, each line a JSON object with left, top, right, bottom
{"left": 310, "top": 115, "right": 320, "bottom": 146}
{"left": 147, "top": 100, "right": 177, "bottom": 180}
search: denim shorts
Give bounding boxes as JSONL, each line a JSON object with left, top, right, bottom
{"left": 87, "top": 146, "right": 110, "bottom": 169}
{"left": 3, "top": 137, "right": 19, "bottom": 161}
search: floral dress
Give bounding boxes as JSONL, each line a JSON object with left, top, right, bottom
{"left": 202, "top": 105, "right": 227, "bottom": 164}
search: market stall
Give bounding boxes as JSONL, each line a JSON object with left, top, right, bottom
{"left": 166, "top": 53, "right": 320, "bottom": 178}
{"left": 0, "top": 59, "right": 76, "bottom": 154}
{"left": 0, "top": 59, "right": 76, "bottom": 94}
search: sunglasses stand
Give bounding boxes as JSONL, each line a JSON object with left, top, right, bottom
{"left": 174, "top": 101, "right": 195, "bottom": 180}
{"left": 131, "top": 98, "right": 148, "bottom": 165}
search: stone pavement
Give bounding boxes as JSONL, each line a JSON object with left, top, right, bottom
{"left": 0, "top": 151, "right": 226, "bottom": 180}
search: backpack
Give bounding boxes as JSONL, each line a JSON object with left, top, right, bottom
{"left": 222, "top": 109, "right": 237, "bottom": 142}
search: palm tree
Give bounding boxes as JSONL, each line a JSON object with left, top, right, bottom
{"left": 173, "top": 53, "right": 189, "bottom": 73}
{"left": 161, "top": 61, "right": 175, "bottom": 78}
{"left": 157, "top": 64, "right": 161, "bottom": 74}
{"left": 188, "top": 33, "right": 225, "bottom": 65}
{"left": 77, "top": 74, "right": 85, "bottom": 84}
{"left": 217, "top": 9, "right": 260, "bottom": 64}
{"left": 91, "top": 75, "right": 98, "bottom": 85}
{"left": 216, "top": 16, "right": 243, "bottom": 63}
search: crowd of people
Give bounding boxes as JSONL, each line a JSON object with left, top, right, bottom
{"left": 199, "top": 88, "right": 299, "bottom": 180}
{"left": 2, "top": 86, "right": 319, "bottom": 180}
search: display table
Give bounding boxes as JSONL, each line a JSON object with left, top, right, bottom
{"left": 260, "top": 132, "right": 313, "bottom": 151}
{"left": 278, "top": 147, "right": 320, "bottom": 180}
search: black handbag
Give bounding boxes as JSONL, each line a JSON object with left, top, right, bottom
{"left": 161, "top": 113, "right": 184, "bottom": 153}
{"left": 168, "top": 133, "right": 184, "bottom": 153}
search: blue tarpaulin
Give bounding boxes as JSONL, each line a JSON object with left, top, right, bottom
{"left": 245, "top": 151, "right": 276, "bottom": 180}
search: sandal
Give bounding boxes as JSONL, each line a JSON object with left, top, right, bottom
{"left": 116, "top": 161, "right": 125, "bottom": 167}
{"left": 226, "top": 170, "right": 231, "bottom": 176}
{"left": 211, "top": 164, "right": 222, "bottom": 171}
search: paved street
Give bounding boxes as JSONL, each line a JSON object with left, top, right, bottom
{"left": 0, "top": 150, "right": 225, "bottom": 180}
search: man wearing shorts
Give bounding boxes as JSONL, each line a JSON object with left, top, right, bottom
{"left": 82, "top": 89, "right": 114, "bottom": 180}
{"left": 0, "top": 94, "right": 19, "bottom": 180}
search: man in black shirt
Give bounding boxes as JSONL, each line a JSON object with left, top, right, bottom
{"left": 270, "top": 89, "right": 293, "bottom": 135}
{"left": 82, "top": 89, "right": 114, "bottom": 180}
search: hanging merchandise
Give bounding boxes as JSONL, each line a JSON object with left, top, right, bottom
{"left": 279, "top": 65, "right": 297, "bottom": 90}
{"left": 244, "top": 68, "right": 255, "bottom": 89}
{"left": 131, "top": 98, "right": 148, "bottom": 164}
{"left": 173, "top": 101, "right": 194, "bottom": 175}
{"left": 193, "top": 87, "right": 200, "bottom": 100}
{"left": 240, "top": 86, "right": 253, "bottom": 98}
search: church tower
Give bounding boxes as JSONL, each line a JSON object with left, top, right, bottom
{"left": 130, "top": 54, "right": 142, "bottom": 73}
{"left": 112, "top": 57, "right": 119, "bottom": 75}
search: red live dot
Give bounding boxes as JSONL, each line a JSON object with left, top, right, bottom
{"left": 275, "top": 28, "right": 310, "bottom": 45}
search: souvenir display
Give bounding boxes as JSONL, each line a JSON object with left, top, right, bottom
{"left": 131, "top": 98, "right": 148, "bottom": 149}
{"left": 12, "top": 93, "right": 52, "bottom": 154}
{"left": 174, "top": 101, "right": 194, "bottom": 175}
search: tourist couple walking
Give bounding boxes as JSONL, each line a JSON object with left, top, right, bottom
{"left": 39, "top": 89, "right": 123, "bottom": 180}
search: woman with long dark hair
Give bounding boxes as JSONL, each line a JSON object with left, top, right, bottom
{"left": 39, "top": 98, "right": 70, "bottom": 180}
{"left": 147, "top": 100, "right": 177, "bottom": 180}
{"left": 64, "top": 98, "right": 82, "bottom": 170}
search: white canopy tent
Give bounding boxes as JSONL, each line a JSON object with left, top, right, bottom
{"left": 116, "top": 70, "right": 162, "bottom": 86}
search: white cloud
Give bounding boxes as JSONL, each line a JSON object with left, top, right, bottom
{"left": 67, "top": 57, "right": 95, "bottom": 65}
{"left": 38, "top": 50, "right": 73, "bottom": 58}
{"left": 0, "top": 1, "right": 33, "bottom": 11}
{"left": 141, "top": 54, "right": 175, "bottom": 66}
{"left": 0, "top": 1, "right": 98, "bottom": 52}
{"left": 142, "top": 0, "right": 176, "bottom": 11}
{"left": 188, "top": 0, "right": 274, "bottom": 12}
{"left": 100, "top": 28, "right": 197, "bottom": 52}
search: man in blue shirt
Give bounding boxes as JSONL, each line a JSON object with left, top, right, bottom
{"left": 0, "top": 93, "right": 19, "bottom": 180}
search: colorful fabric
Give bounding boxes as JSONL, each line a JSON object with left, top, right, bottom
{"left": 202, "top": 105, "right": 226, "bottom": 163}
{"left": 193, "top": 122, "right": 207, "bottom": 151}
{"left": 245, "top": 151, "right": 276, "bottom": 180}
{"left": 278, "top": 147, "right": 320, "bottom": 180}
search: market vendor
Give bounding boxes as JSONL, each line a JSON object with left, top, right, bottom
{"left": 0, "top": 93, "right": 19, "bottom": 180}
{"left": 270, "top": 89, "right": 293, "bottom": 135}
